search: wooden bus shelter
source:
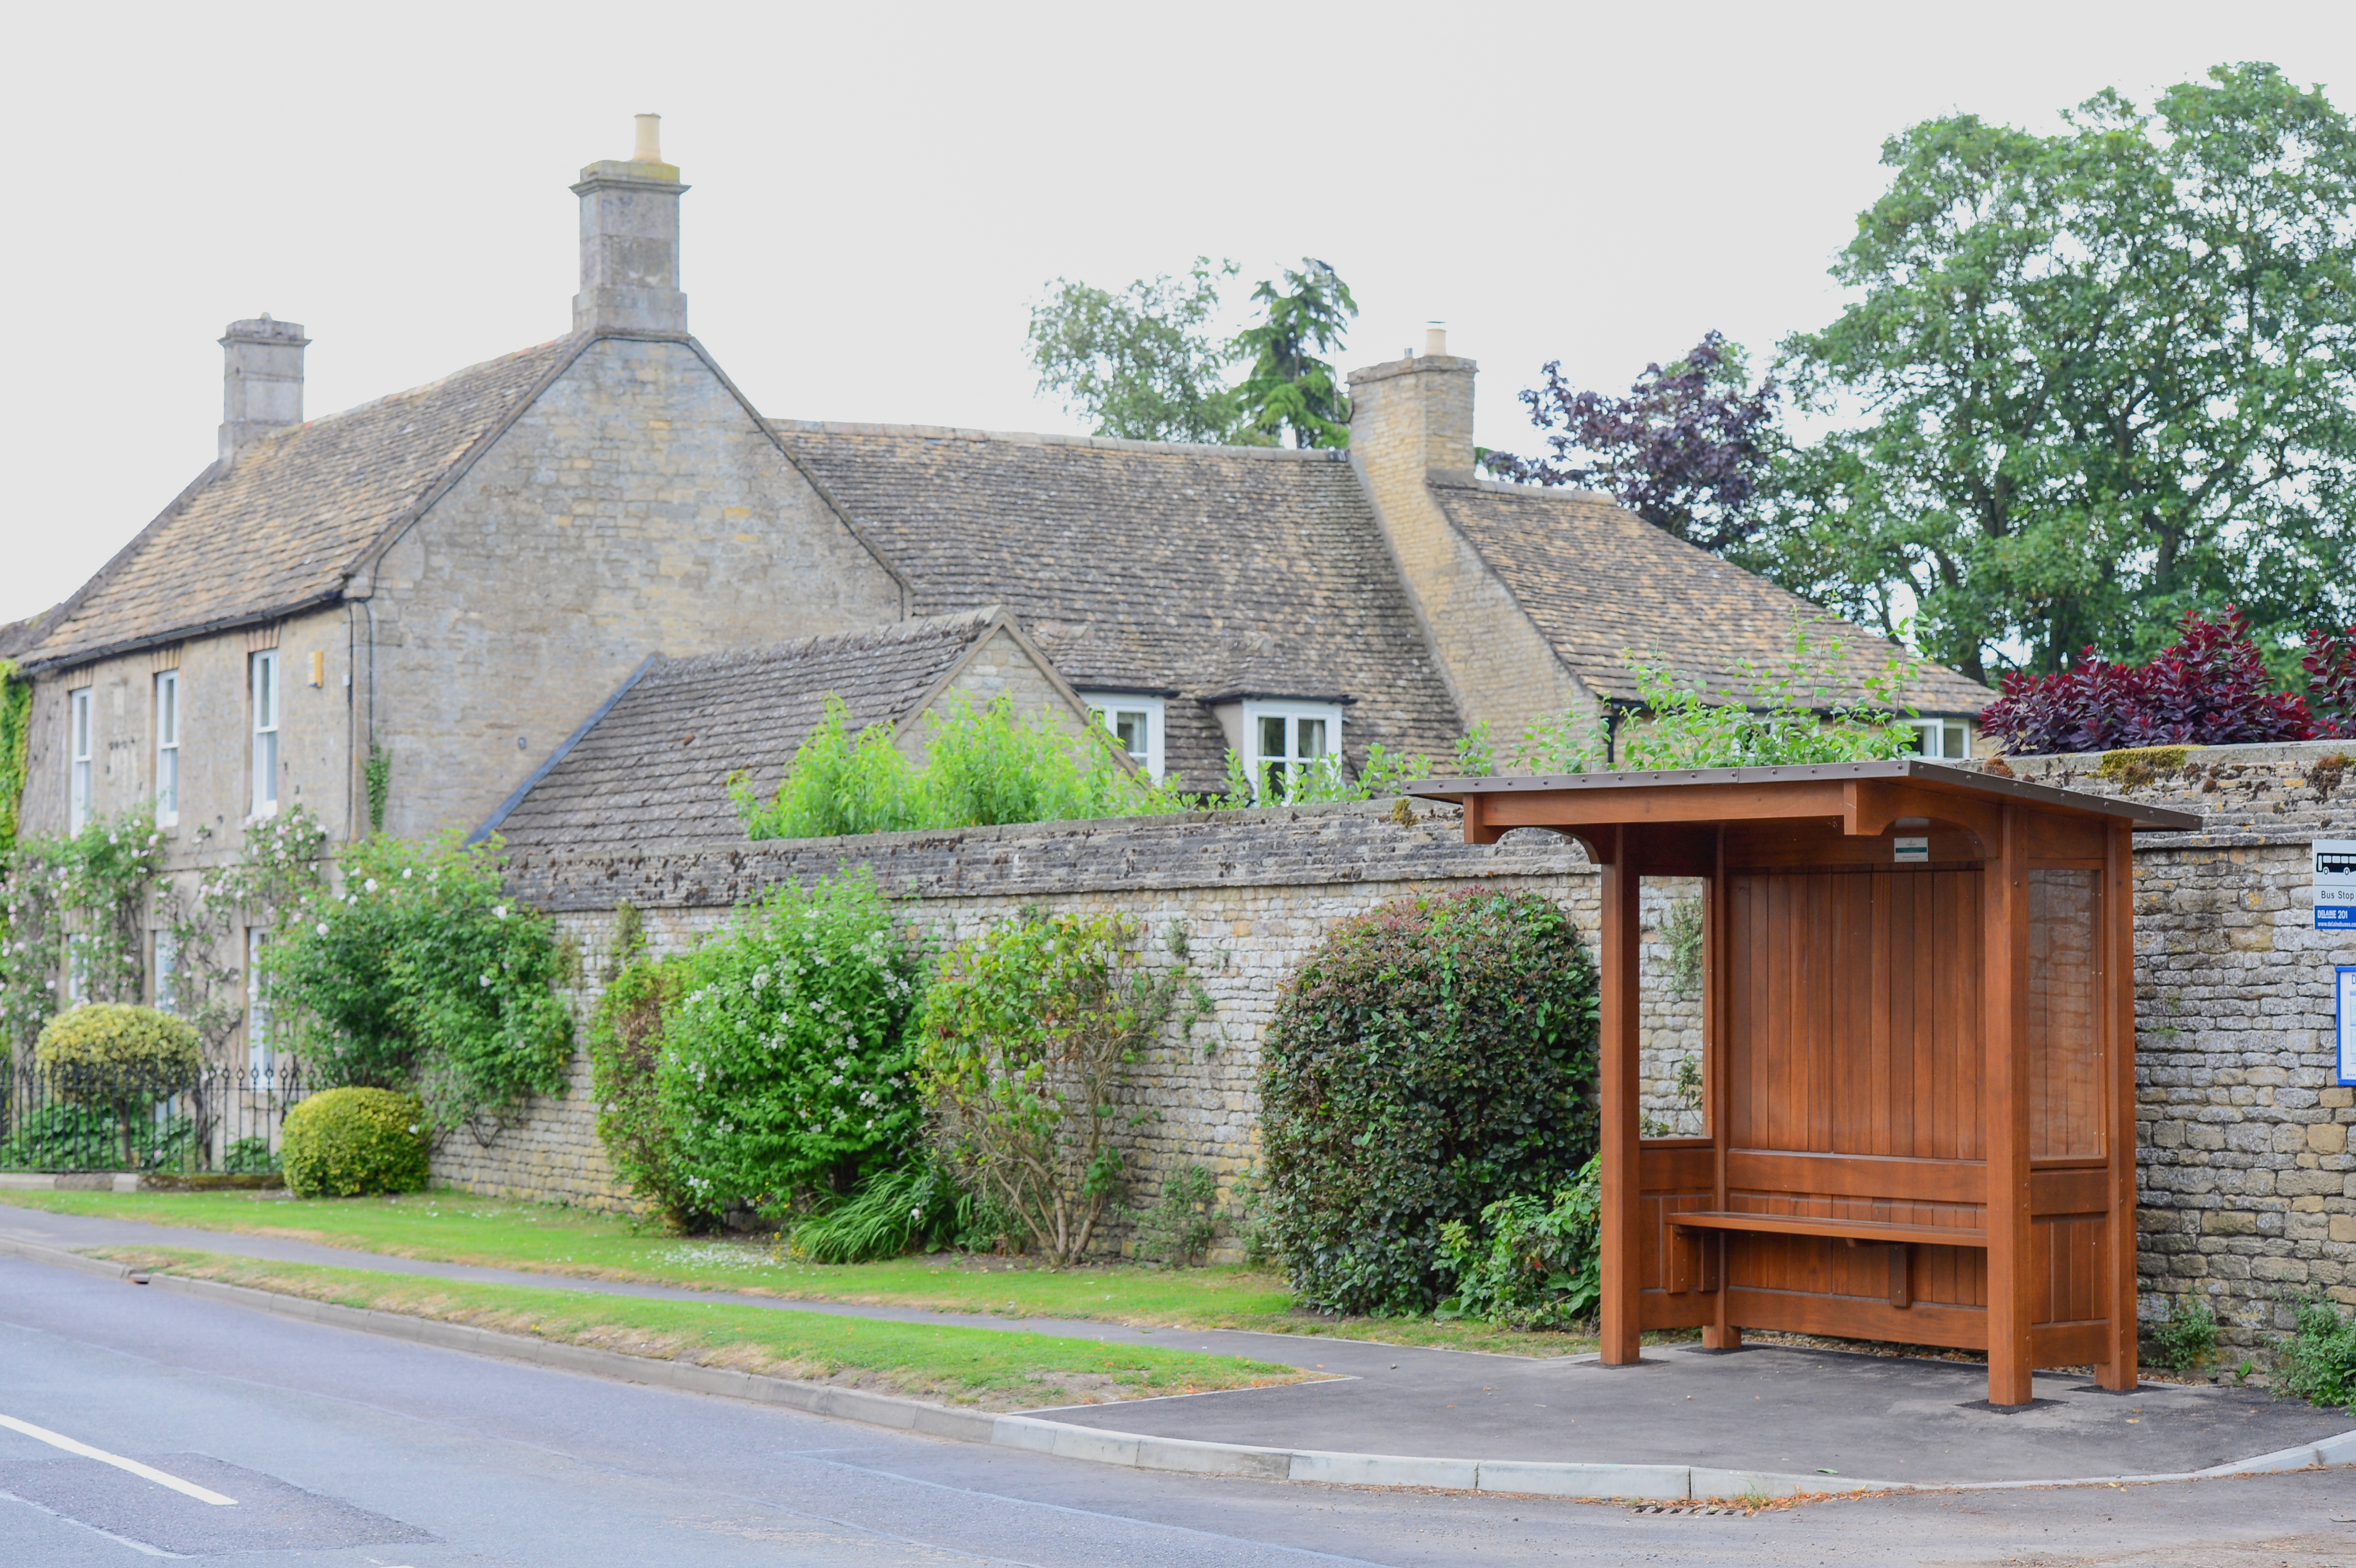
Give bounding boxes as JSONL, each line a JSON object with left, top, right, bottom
{"left": 1409, "top": 760, "right": 2201, "bottom": 1406}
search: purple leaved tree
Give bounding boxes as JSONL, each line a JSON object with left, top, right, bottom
{"left": 1482, "top": 331, "right": 1780, "bottom": 554}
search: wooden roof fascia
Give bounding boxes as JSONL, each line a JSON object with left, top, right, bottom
{"left": 344, "top": 334, "right": 600, "bottom": 596}
{"left": 1406, "top": 759, "right": 2204, "bottom": 834}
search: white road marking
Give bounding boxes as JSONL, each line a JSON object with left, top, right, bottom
{"left": 0, "top": 1414, "right": 237, "bottom": 1505}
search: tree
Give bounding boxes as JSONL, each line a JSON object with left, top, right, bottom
{"left": 1482, "top": 332, "right": 1781, "bottom": 553}
{"left": 1774, "top": 63, "right": 2356, "bottom": 685}
{"left": 1027, "top": 258, "right": 1255, "bottom": 444}
{"left": 1231, "top": 259, "right": 1357, "bottom": 448}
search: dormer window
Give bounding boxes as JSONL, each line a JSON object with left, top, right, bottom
{"left": 1078, "top": 693, "right": 1166, "bottom": 781}
{"left": 1243, "top": 700, "right": 1343, "bottom": 800}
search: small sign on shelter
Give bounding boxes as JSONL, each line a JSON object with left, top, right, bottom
{"left": 2315, "top": 840, "right": 2356, "bottom": 930}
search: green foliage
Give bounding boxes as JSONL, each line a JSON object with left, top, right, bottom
{"left": 2277, "top": 1294, "right": 2356, "bottom": 1410}
{"left": 0, "top": 659, "right": 28, "bottom": 854}
{"left": 657, "top": 871, "right": 922, "bottom": 1222}
{"left": 734, "top": 695, "right": 1185, "bottom": 840}
{"left": 1436, "top": 1155, "right": 1602, "bottom": 1329}
{"left": 158, "top": 807, "right": 329, "bottom": 1067}
{"left": 1662, "top": 898, "right": 1705, "bottom": 997}
{"left": 364, "top": 745, "right": 391, "bottom": 835}
{"left": 586, "top": 955, "right": 692, "bottom": 1225}
{"left": 1259, "top": 889, "right": 1601, "bottom": 1318}
{"left": 280, "top": 1087, "right": 430, "bottom": 1198}
{"left": 269, "top": 830, "right": 571, "bottom": 1136}
{"left": 1771, "top": 64, "right": 2356, "bottom": 681}
{"left": 1232, "top": 260, "right": 1358, "bottom": 449}
{"left": 1129, "top": 1165, "right": 1220, "bottom": 1267}
{"left": 0, "top": 811, "right": 169, "bottom": 1053}
{"left": 919, "top": 912, "right": 1202, "bottom": 1264}
{"left": 1027, "top": 258, "right": 1261, "bottom": 444}
{"left": 0, "top": 1102, "right": 193, "bottom": 1174}
{"left": 788, "top": 1157, "right": 978, "bottom": 1263}
{"left": 36, "top": 1003, "right": 201, "bottom": 1089}
{"left": 2149, "top": 1295, "right": 2219, "bottom": 1372}
{"left": 221, "top": 1135, "right": 279, "bottom": 1175}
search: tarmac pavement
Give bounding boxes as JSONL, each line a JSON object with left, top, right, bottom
{"left": 3, "top": 1204, "right": 2350, "bottom": 1488}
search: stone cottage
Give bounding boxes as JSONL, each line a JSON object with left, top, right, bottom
{"left": 7, "top": 115, "right": 1989, "bottom": 1063}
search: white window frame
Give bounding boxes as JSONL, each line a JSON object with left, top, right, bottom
{"left": 251, "top": 650, "right": 280, "bottom": 817}
{"left": 1242, "top": 700, "right": 1344, "bottom": 802}
{"left": 154, "top": 670, "right": 180, "bottom": 826}
{"left": 68, "top": 687, "right": 93, "bottom": 833}
{"left": 1078, "top": 693, "right": 1165, "bottom": 781}
{"left": 1909, "top": 718, "right": 1974, "bottom": 761}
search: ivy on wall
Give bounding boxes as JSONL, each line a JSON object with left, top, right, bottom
{"left": 0, "top": 659, "right": 29, "bottom": 855}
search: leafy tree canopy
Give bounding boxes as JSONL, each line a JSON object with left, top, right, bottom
{"left": 1772, "top": 62, "right": 2356, "bottom": 684}
{"left": 1482, "top": 332, "right": 1782, "bottom": 554}
{"left": 1026, "top": 258, "right": 1260, "bottom": 444}
{"left": 1231, "top": 259, "right": 1358, "bottom": 449}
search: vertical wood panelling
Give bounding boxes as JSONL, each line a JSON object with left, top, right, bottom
{"left": 1984, "top": 806, "right": 2035, "bottom": 1406}
{"left": 1599, "top": 827, "right": 1644, "bottom": 1364}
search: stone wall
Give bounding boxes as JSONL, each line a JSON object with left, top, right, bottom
{"left": 2005, "top": 740, "right": 2356, "bottom": 1357}
{"left": 440, "top": 799, "right": 1605, "bottom": 1249}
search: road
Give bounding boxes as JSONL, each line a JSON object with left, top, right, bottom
{"left": 2, "top": 1255, "right": 2353, "bottom": 1566}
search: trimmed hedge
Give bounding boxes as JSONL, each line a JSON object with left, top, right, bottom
{"left": 282, "top": 1087, "right": 430, "bottom": 1198}
{"left": 1260, "top": 888, "right": 1600, "bottom": 1318}
{"left": 36, "top": 1004, "right": 201, "bottom": 1095}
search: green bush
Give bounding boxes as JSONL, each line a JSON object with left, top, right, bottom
{"left": 1437, "top": 1155, "right": 1602, "bottom": 1328}
{"left": 734, "top": 694, "right": 1184, "bottom": 840}
{"left": 586, "top": 954, "right": 693, "bottom": 1225}
{"left": 919, "top": 912, "right": 1200, "bottom": 1265}
{"left": 36, "top": 1003, "right": 201, "bottom": 1090}
{"left": 657, "top": 871, "right": 922, "bottom": 1221}
{"left": 281, "top": 1087, "right": 430, "bottom": 1198}
{"left": 1129, "top": 1165, "right": 1221, "bottom": 1267}
{"left": 269, "top": 830, "right": 572, "bottom": 1135}
{"left": 1260, "top": 888, "right": 1600, "bottom": 1317}
{"left": 2149, "top": 1296, "right": 2218, "bottom": 1372}
{"left": 2278, "top": 1295, "right": 2356, "bottom": 1411}
{"left": 787, "top": 1158, "right": 979, "bottom": 1263}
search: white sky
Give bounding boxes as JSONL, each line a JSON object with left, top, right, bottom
{"left": 3, "top": 0, "right": 2351, "bottom": 627}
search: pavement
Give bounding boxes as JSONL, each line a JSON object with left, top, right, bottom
{"left": 8, "top": 1255, "right": 2356, "bottom": 1567}
{"left": 2, "top": 1206, "right": 2351, "bottom": 1489}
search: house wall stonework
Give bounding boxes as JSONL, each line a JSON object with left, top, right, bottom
{"left": 361, "top": 335, "right": 905, "bottom": 842}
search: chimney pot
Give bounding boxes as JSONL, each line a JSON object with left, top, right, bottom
{"left": 632, "top": 113, "right": 663, "bottom": 164}
{"left": 218, "top": 316, "right": 309, "bottom": 467}
{"left": 1425, "top": 322, "right": 1449, "bottom": 358}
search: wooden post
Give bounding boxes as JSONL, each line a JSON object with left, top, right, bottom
{"left": 1599, "top": 823, "right": 1644, "bottom": 1364}
{"left": 2100, "top": 817, "right": 2142, "bottom": 1391}
{"left": 1703, "top": 825, "right": 1740, "bottom": 1350}
{"left": 1983, "top": 804, "right": 2035, "bottom": 1405}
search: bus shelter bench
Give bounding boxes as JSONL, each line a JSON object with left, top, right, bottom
{"left": 1666, "top": 1211, "right": 1988, "bottom": 1307}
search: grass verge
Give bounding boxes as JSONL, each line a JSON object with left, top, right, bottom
{"left": 1, "top": 1189, "right": 1602, "bottom": 1356}
{"left": 88, "top": 1245, "right": 1309, "bottom": 1413}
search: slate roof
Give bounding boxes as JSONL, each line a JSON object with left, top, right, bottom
{"left": 1428, "top": 475, "right": 1991, "bottom": 715}
{"left": 483, "top": 610, "right": 1015, "bottom": 856}
{"left": 774, "top": 423, "right": 1465, "bottom": 790}
{"left": 23, "top": 338, "right": 580, "bottom": 671}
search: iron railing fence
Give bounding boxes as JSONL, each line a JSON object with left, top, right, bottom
{"left": 0, "top": 1058, "right": 315, "bottom": 1174}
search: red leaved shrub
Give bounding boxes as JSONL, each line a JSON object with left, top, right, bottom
{"left": 1980, "top": 608, "right": 2319, "bottom": 755}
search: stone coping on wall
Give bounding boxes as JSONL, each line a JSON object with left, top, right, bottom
{"left": 502, "top": 796, "right": 1589, "bottom": 912}
{"left": 1997, "top": 739, "right": 2353, "bottom": 850}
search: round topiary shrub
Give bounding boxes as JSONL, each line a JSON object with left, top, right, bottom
{"left": 1260, "top": 888, "right": 1600, "bottom": 1318}
{"left": 281, "top": 1088, "right": 430, "bottom": 1198}
{"left": 36, "top": 1004, "right": 203, "bottom": 1097}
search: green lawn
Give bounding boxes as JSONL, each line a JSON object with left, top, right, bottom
{"left": 90, "top": 1245, "right": 1303, "bottom": 1411}
{"left": 0, "top": 1187, "right": 1601, "bottom": 1356}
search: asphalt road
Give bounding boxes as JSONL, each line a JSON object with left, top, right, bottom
{"left": 5, "top": 1254, "right": 2356, "bottom": 1567}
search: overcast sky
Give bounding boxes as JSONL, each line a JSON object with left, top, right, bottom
{"left": 3, "top": 1, "right": 2351, "bottom": 628}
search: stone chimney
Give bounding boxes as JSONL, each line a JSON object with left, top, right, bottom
{"left": 571, "top": 112, "right": 689, "bottom": 337}
{"left": 218, "top": 316, "right": 308, "bottom": 465}
{"left": 1347, "top": 327, "right": 1586, "bottom": 746}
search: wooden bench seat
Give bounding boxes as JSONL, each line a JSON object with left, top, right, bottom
{"left": 1668, "top": 1210, "right": 1988, "bottom": 1249}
